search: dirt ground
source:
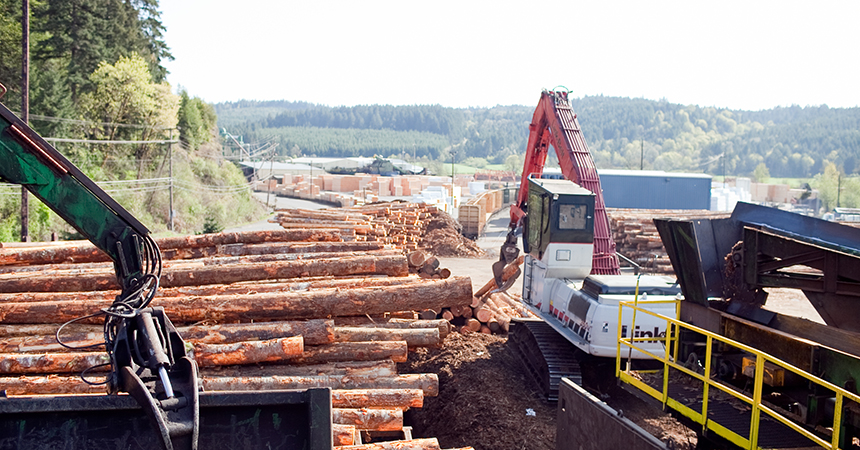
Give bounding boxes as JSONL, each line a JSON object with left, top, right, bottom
{"left": 405, "top": 248, "right": 698, "bottom": 450}
{"left": 398, "top": 332, "right": 697, "bottom": 450}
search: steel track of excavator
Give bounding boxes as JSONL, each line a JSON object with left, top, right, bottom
{"left": 509, "top": 319, "right": 582, "bottom": 402}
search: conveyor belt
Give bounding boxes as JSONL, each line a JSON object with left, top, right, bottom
{"left": 510, "top": 319, "right": 582, "bottom": 401}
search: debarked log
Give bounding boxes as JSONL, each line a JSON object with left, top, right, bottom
{"left": 192, "top": 336, "right": 303, "bottom": 367}
{"left": 0, "top": 255, "right": 410, "bottom": 293}
{"left": 332, "top": 318, "right": 451, "bottom": 339}
{"left": 0, "top": 278, "right": 472, "bottom": 324}
{"left": 202, "top": 373, "right": 439, "bottom": 397}
{"left": 333, "top": 327, "right": 442, "bottom": 348}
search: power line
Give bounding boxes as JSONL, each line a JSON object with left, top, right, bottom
{"left": 43, "top": 137, "right": 179, "bottom": 144}
{"left": 10, "top": 111, "right": 172, "bottom": 130}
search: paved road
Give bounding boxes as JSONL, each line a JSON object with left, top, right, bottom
{"left": 223, "top": 193, "right": 330, "bottom": 233}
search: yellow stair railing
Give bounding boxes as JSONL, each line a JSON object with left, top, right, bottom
{"left": 616, "top": 298, "right": 860, "bottom": 450}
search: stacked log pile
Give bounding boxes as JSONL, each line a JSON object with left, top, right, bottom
{"left": 0, "top": 228, "right": 476, "bottom": 448}
{"left": 438, "top": 255, "right": 537, "bottom": 334}
{"left": 607, "top": 208, "right": 730, "bottom": 274}
{"left": 272, "top": 202, "right": 483, "bottom": 258}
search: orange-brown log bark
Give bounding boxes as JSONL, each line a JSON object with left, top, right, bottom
{"left": 0, "top": 278, "right": 470, "bottom": 324}
{"left": 202, "top": 373, "right": 439, "bottom": 397}
{"left": 0, "top": 276, "right": 422, "bottom": 302}
{"left": 193, "top": 336, "right": 303, "bottom": 367}
{"left": 0, "top": 230, "right": 344, "bottom": 267}
{"left": 338, "top": 438, "right": 441, "bottom": 450}
{"left": 0, "top": 255, "right": 409, "bottom": 293}
{"left": 330, "top": 388, "right": 423, "bottom": 409}
{"left": 333, "top": 424, "right": 356, "bottom": 446}
{"left": 333, "top": 408, "right": 403, "bottom": 431}
{"left": 473, "top": 254, "right": 525, "bottom": 298}
{"left": 181, "top": 320, "right": 334, "bottom": 345}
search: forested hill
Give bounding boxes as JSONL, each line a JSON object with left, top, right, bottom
{"left": 217, "top": 97, "right": 860, "bottom": 179}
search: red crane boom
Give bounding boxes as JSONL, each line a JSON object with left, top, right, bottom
{"left": 509, "top": 90, "right": 619, "bottom": 275}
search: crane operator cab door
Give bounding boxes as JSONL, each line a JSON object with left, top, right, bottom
{"left": 522, "top": 177, "right": 595, "bottom": 312}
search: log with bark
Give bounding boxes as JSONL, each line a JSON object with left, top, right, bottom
{"left": 0, "top": 229, "right": 345, "bottom": 266}
{"left": 333, "top": 424, "right": 356, "bottom": 446}
{"left": 192, "top": 336, "right": 304, "bottom": 366}
{"left": 338, "top": 438, "right": 441, "bottom": 450}
{"left": 292, "top": 341, "right": 408, "bottom": 365}
{"left": 0, "top": 255, "right": 410, "bottom": 293}
{"left": 201, "top": 360, "right": 399, "bottom": 379}
{"left": 202, "top": 373, "right": 439, "bottom": 397}
{"left": 330, "top": 388, "right": 423, "bottom": 409}
{"left": 333, "top": 407, "right": 403, "bottom": 431}
{"left": 0, "top": 320, "right": 334, "bottom": 354}
{"left": 0, "top": 277, "right": 473, "bottom": 324}
{"left": 473, "top": 254, "right": 524, "bottom": 298}
{"left": 0, "top": 276, "right": 423, "bottom": 303}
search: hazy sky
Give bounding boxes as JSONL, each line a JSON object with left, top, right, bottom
{"left": 160, "top": 0, "right": 859, "bottom": 111}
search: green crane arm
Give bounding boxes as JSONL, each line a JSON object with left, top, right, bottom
{"left": 0, "top": 102, "right": 151, "bottom": 289}
{"left": 0, "top": 98, "right": 198, "bottom": 450}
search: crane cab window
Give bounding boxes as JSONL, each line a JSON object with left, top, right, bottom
{"left": 558, "top": 204, "right": 588, "bottom": 230}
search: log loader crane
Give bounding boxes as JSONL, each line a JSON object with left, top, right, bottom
{"left": 495, "top": 89, "right": 679, "bottom": 400}
{"left": 0, "top": 86, "right": 331, "bottom": 450}
{"left": 502, "top": 90, "right": 860, "bottom": 449}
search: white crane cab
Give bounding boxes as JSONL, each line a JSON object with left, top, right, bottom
{"left": 520, "top": 177, "right": 680, "bottom": 359}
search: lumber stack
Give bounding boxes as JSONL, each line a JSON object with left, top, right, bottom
{"left": 607, "top": 208, "right": 730, "bottom": 274}
{"left": 0, "top": 228, "right": 476, "bottom": 447}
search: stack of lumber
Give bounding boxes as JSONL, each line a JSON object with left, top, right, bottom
{"left": 0, "top": 228, "right": 476, "bottom": 448}
{"left": 439, "top": 255, "right": 537, "bottom": 334}
{"left": 271, "top": 202, "right": 440, "bottom": 252}
{"left": 607, "top": 208, "right": 730, "bottom": 274}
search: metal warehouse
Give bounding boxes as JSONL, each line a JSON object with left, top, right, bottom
{"left": 597, "top": 169, "right": 712, "bottom": 210}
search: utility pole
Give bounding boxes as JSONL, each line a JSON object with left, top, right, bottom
{"left": 168, "top": 129, "right": 174, "bottom": 231}
{"left": 837, "top": 173, "right": 842, "bottom": 208}
{"left": 20, "top": 0, "right": 29, "bottom": 242}
{"left": 639, "top": 139, "right": 644, "bottom": 170}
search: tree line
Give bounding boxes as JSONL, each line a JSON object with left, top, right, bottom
{"left": 222, "top": 97, "right": 860, "bottom": 180}
{"left": 0, "top": 0, "right": 262, "bottom": 240}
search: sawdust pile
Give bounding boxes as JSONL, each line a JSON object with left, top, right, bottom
{"left": 420, "top": 211, "right": 485, "bottom": 258}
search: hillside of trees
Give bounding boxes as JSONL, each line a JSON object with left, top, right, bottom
{"left": 0, "top": 0, "right": 264, "bottom": 241}
{"left": 219, "top": 97, "right": 860, "bottom": 181}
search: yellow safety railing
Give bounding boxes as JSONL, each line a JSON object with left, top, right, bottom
{"left": 616, "top": 299, "right": 860, "bottom": 450}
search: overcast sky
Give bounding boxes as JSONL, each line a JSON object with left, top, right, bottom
{"left": 160, "top": 0, "right": 859, "bottom": 111}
